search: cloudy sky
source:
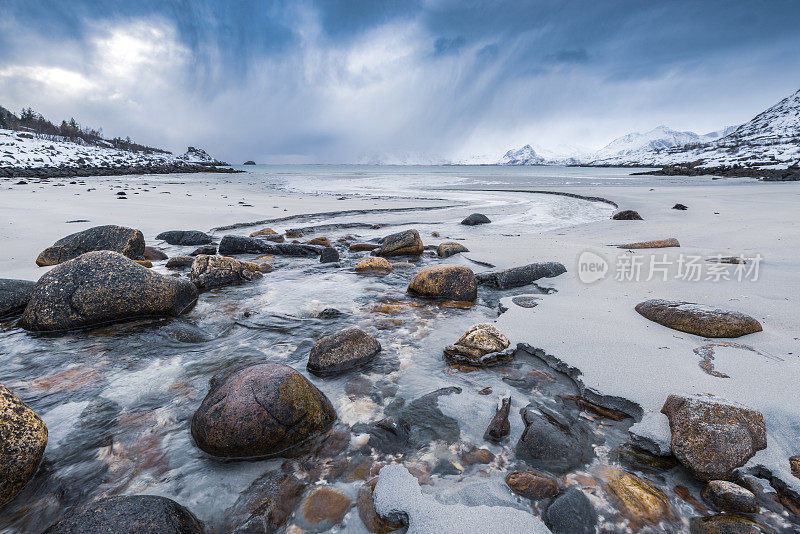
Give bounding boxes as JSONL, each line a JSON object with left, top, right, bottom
{"left": 2, "top": 0, "right": 800, "bottom": 163}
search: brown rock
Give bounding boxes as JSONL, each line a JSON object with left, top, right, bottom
{"left": 285, "top": 230, "right": 304, "bottom": 238}
{"left": 224, "top": 470, "right": 306, "bottom": 533}
{"left": 357, "top": 478, "right": 404, "bottom": 533}
{"left": 560, "top": 395, "right": 631, "bottom": 421}
{"left": 350, "top": 243, "right": 379, "bottom": 252}
{"left": 505, "top": 470, "right": 558, "bottom": 500}
{"left": 189, "top": 255, "right": 262, "bottom": 289}
{"left": 407, "top": 264, "right": 477, "bottom": 301}
{"left": 373, "top": 229, "right": 423, "bottom": 257}
{"left": 166, "top": 256, "right": 194, "bottom": 269}
{"left": 36, "top": 225, "right": 145, "bottom": 266}
{"left": 484, "top": 395, "right": 511, "bottom": 443}
{"left": 443, "top": 323, "right": 510, "bottom": 365}
{"left": 791, "top": 456, "right": 800, "bottom": 479}
{"left": 302, "top": 487, "right": 350, "bottom": 527}
{"left": 661, "top": 394, "right": 767, "bottom": 481}
{"left": 307, "top": 327, "right": 382, "bottom": 376}
{"left": 306, "top": 237, "right": 332, "bottom": 247}
{"left": 636, "top": 299, "right": 762, "bottom": 338}
{"left": 134, "top": 259, "right": 153, "bottom": 268}
{"left": 618, "top": 237, "right": 680, "bottom": 249}
{"left": 460, "top": 446, "right": 495, "bottom": 465}
{"left": 250, "top": 227, "right": 278, "bottom": 237}
{"left": 600, "top": 467, "right": 675, "bottom": 528}
{"left": 191, "top": 362, "right": 336, "bottom": 458}
{"left": 144, "top": 246, "right": 168, "bottom": 260}
{"left": 436, "top": 242, "right": 469, "bottom": 258}
{"left": 355, "top": 257, "right": 392, "bottom": 274}
{"left": 0, "top": 384, "right": 48, "bottom": 508}
{"left": 674, "top": 484, "right": 709, "bottom": 515}
{"left": 701, "top": 480, "right": 758, "bottom": 513}
{"left": 689, "top": 513, "right": 766, "bottom": 534}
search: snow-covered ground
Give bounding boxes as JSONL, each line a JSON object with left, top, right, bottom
{"left": 0, "top": 129, "right": 224, "bottom": 169}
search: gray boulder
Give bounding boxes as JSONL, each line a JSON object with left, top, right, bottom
{"left": 156, "top": 230, "right": 213, "bottom": 246}
{"left": 218, "top": 235, "right": 321, "bottom": 257}
{"left": 36, "top": 225, "right": 145, "bottom": 266}
{"left": 461, "top": 213, "right": 491, "bottom": 225}
{"left": 307, "top": 327, "right": 381, "bottom": 376}
{"left": 476, "top": 262, "right": 566, "bottom": 289}
{"left": 0, "top": 279, "right": 36, "bottom": 317}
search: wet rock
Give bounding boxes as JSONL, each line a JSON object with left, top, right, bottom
{"left": 134, "top": 259, "right": 153, "bottom": 268}
{"left": 20, "top": 251, "right": 197, "bottom": 331}
{"left": 307, "top": 236, "right": 331, "bottom": 247}
{"left": 615, "top": 444, "right": 679, "bottom": 472}
{"left": 636, "top": 299, "right": 763, "bottom": 338}
{"left": 250, "top": 227, "right": 278, "bottom": 237}
{"left": 36, "top": 224, "right": 145, "bottom": 266}
{"left": 407, "top": 264, "right": 477, "bottom": 301}
{"left": 560, "top": 395, "right": 631, "bottom": 421}
{"left": 505, "top": 470, "right": 558, "bottom": 500}
{"left": 0, "top": 384, "right": 47, "bottom": 508}
{"left": 613, "top": 209, "right": 644, "bottom": 220}
{"left": 791, "top": 456, "right": 800, "bottom": 479}
{"left": 0, "top": 279, "right": 36, "bottom": 318}
{"left": 461, "top": 213, "right": 491, "bottom": 225}
{"left": 189, "top": 254, "right": 262, "bottom": 289}
{"left": 459, "top": 446, "right": 495, "bottom": 465}
{"left": 143, "top": 246, "right": 168, "bottom": 260}
{"left": 373, "top": 229, "right": 423, "bottom": 257}
{"left": 433, "top": 458, "right": 462, "bottom": 475}
{"left": 358, "top": 477, "right": 405, "bottom": 533}
{"left": 218, "top": 235, "right": 321, "bottom": 257}
{"left": 600, "top": 467, "right": 675, "bottom": 528}
{"left": 165, "top": 256, "right": 194, "bottom": 269}
{"left": 299, "top": 487, "right": 351, "bottom": 530}
{"left": 285, "top": 229, "right": 304, "bottom": 238}
{"left": 156, "top": 230, "right": 213, "bottom": 246}
{"left": 189, "top": 245, "right": 216, "bottom": 256}
{"left": 437, "top": 242, "right": 469, "bottom": 258}
{"left": 355, "top": 258, "right": 392, "bottom": 276}
{"left": 42, "top": 495, "right": 203, "bottom": 534}
{"left": 160, "top": 322, "right": 212, "bottom": 343}
{"left": 517, "top": 405, "right": 595, "bottom": 474}
{"left": 319, "top": 247, "right": 339, "bottom": 263}
{"left": 543, "top": 487, "right": 598, "bottom": 534}
{"left": 673, "top": 203, "right": 689, "bottom": 210}
{"left": 191, "top": 362, "right": 336, "bottom": 458}
{"left": 350, "top": 243, "right": 379, "bottom": 252}
{"left": 307, "top": 327, "right": 381, "bottom": 376}
{"left": 689, "top": 513, "right": 766, "bottom": 534}
{"left": 444, "top": 323, "right": 511, "bottom": 366}
{"left": 702, "top": 480, "right": 758, "bottom": 513}
{"left": 484, "top": 395, "right": 511, "bottom": 443}
{"left": 476, "top": 262, "right": 566, "bottom": 289}
{"left": 618, "top": 237, "right": 680, "bottom": 249}
{"left": 661, "top": 394, "right": 767, "bottom": 481}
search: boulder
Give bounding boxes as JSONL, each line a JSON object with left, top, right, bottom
{"left": 436, "top": 242, "right": 469, "bottom": 258}
{"left": 189, "top": 255, "right": 263, "bottom": 289}
{"left": 461, "top": 213, "right": 491, "bottom": 225}
{"left": 243, "top": 160, "right": 256, "bottom": 165}
{"left": 166, "top": 256, "right": 195, "bottom": 269}
{"left": 373, "top": 229, "right": 423, "bottom": 257}
{"left": 701, "top": 480, "right": 758, "bottom": 513}
{"left": 189, "top": 245, "right": 216, "bottom": 256}
{"left": 635, "top": 299, "right": 763, "bottom": 338}
{"left": 517, "top": 405, "right": 594, "bottom": 474}
{"left": 36, "top": 225, "right": 145, "bottom": 266}
{"left": 0, "top": 384, "right": 47, "bottom": 508}
{"left": 250, "top": 227, "right": 278, "bottom": 237}
{"left": 689, "top": 514, "right": 766, "bottom": 534}
{"left": 218, "top": 235, "right": 321, "bottom": 257}
{"left": 355, "top": 257, "right": 392, "bottom": 274}
{"left": 613, "top": 210, "right": 643, "bottom": 220}
{"left": 307, "top": 236, "right": 331, "bottom": 247}
{"left": 661, "top": 394, "right": 767, "bottom": 481}
{"left": 476, "top": 262, "right": 566, "bottom": 289}
{"left": 600, "top": 467, "right": 675, "bottom": 528}
{"left": 307, "top": 327, "right": 381, "bottom": 376}
{"left": 191, "top": 362, "right": 336, "bottom": 458}
{"left": 543, "top": 487, "right": 597, "bottom": 534}
{"left": 42, "top": 495, "right": 202, "bottom": 534}
{"left": 505, "top": 470, "right": 558, "bottom": 500}
{"left": 484, "top": 395, "right": 511, "bottom": 443}
{"left": 618, "top": 238, "right": 680, "bottom": 249}
{"left": 143, "top": 246, "right": 168, "bottom": 260}
{"left": 0, "top": 279, "right": 36, "bottom": 318}
{"left": 407, "top": 265, "right": 477, "bottom": 301}
{"left": 19, "top": 251, "right": 197, "bottom": 331}
{"left": 320, "top": 247, "right": 339, "bottom": 263}
{"left": 357, "top": 478, "right": 404, "bottom": 533}
{"left": 443, "top": 323, "right": 511, "bottom": 366}
{"left": 224, "top": 469, "right": 306, "bottom": 533}
{"left": 298, "top": 487, "right": 351, "bottom": 530}
{"left": 156, "top": 230, "right": 213, "bottom": 246}
{"left": 673, "top": 203, "right": 689, "bottom": 210}
{"left": 350, "top": 243, "right": 379, "bottom": 252}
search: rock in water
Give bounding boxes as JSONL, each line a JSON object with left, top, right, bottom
{"left": 599, "top": 467, "right": 675, "bottom": 528}
{"left": 689, "top": 513, "right": 766, "bottom": 533}
{"left": 618, "top": 238, "right": 680, "bottom": 249}
{"left": 517, "top": 405, "right": 594, "bottom": 474}
{"left": 543, "top": 487, "right": 598, "bottom": 534}
{"left": 484, "top": 395, "right": 511, "bottom": 443}
{"left": 191, "top": 362, "right": 336, "bottom": 458}
{"left": 505, "top": 470, "right": 558, "bottom": 500}
{"left": 661, "top": 394, "right": 767, "bottom": 481}
{"left": 476, "top": 262, "right": 566, "bottom": 289}
{"left": 461, "top": 213, "right": 491, "bottom": 225}
{"left": 156, "top": 230, "right": 213, "bottom": 246}
{"left": 436, "top": 242, "right": 469, "bottom": 258}
{"left": 166, "top": 256, "right": 195, "bottom": 269}
{"left": 0, "top": 384, "right": 47, "bottom": 508}
{"left": 701, "top": 480, "right": 758, "bottom": 513}
{"left": 613, "top": 210, "right": 643, "bottom": 220}
{"left": 143, "top": 246, "right": 168, "bottom": 260}
{"left": 307, "top": 327, "right": 381, "bottom": 376}
{"left": 189, "top": 245, "right": 216, "bottom": 256}
{"left": 189, "top": 255, "right": 262, "bottom": 289}
{"left": 307, "top": 236, "right": 332, "bottom": 247}
{"left": 444, "top": 323, "right": 511, "bottom": 366}
{"left": 350, "top": 243, "right": 379, "bottom": 252}
{"left": 319, "top": 247, "right": 339, "bottom": 263}
{"left": 218, "top": 235, "right": 321, "bottom": 256}
{"left": 224, "top": 469, "right": 306, "bottom": 533}
{"left": 358, "top": 478, "right": 405, "bottom": 533}
{"left": 0, "top": 279, "right": 36, "bottom": 318}
{"left": 19, "top": 251, "right": 198, "bottom": 331}
{"left": 407, "top": 265, "right": 477, "bottom": 301}
{"left": 250, "top": 227, "right": 278, "bottom": 237}
{"left": 373, "top": 229, "right": 424, "bottom": 257}
{"left": 42, "top": 495, "right": 203, "bottom": 534}
{"left": 355, "top": 257, "right": 392, "bottom": 274}
{"left": 297, "top": 487, "right": 351, "bottom": 530}
{"left": 372, "top": 464, "right": 550, "bottom": 533}
{"left": 36, "top": 225, "right": 145, "bottom": 266}
{"left": 635, "top": 299, "right": 763, "bottom": 338}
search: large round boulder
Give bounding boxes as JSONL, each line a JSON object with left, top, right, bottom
{"left": 42, "top": 495, "right": 202, "bottom": 533}
{"left": 373, "top": 230, "right": 423, "bottom": 257}
{"left": 19, "top": 251, "right": 198, "bottom": 331}
{"left": 0, "top": 279, "right": 36, "bottom": 318}
{"left": 407, "top": 265, "right": 477, "bottom": 301}
{"left": 189, "top": 255, "right": 262, "bottom": 289}
{"left": 156, "top": 230, "right": 213, "bottom": 246}
{"left": 35, "top": 225, "right": 145, "bottom": 266}
{"left": 307, "top": 327, "right": 381, "bottom": 376}
{"left": 461, "top": 213, "right": 491, "bottom": 225}
{"left": 701, "top": 480, "right": 758, "bottom": 513}
{"left": 436, "top": 242, "right": 468, "bottom": 258}
{"left": 636, "top": 299, "right": 762, "bottom": 338}
{"left": 0, "top": 384, "right": 47, "bottom": 508}
{"left": 191, "top": 362, "right": 336, "bottom": 458}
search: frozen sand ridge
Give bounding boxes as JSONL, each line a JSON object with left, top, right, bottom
{"left": 374, "top": 464, "right": 551, "bottom": 533}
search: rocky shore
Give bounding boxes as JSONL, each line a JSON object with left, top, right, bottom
{"left": 0, "top": 162, "right": 241, "bottom": 179}
{"left": 632, "top": 163, "right": 800, "bottom": 181}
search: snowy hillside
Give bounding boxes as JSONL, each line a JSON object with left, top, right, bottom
{"left": 500, "top": 143, "right": 591, "bottom": 165}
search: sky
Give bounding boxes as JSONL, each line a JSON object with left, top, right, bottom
{"left": 1, "top": 0, "right": 800, "bottom": 164}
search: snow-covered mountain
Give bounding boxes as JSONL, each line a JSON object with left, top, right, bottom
{"left": 500, "top": 143, "right": 592, "bottom": 165}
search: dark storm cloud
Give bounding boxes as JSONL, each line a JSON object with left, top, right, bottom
{"left": 1, "top": 0, "right": 799, "bottom": 163}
